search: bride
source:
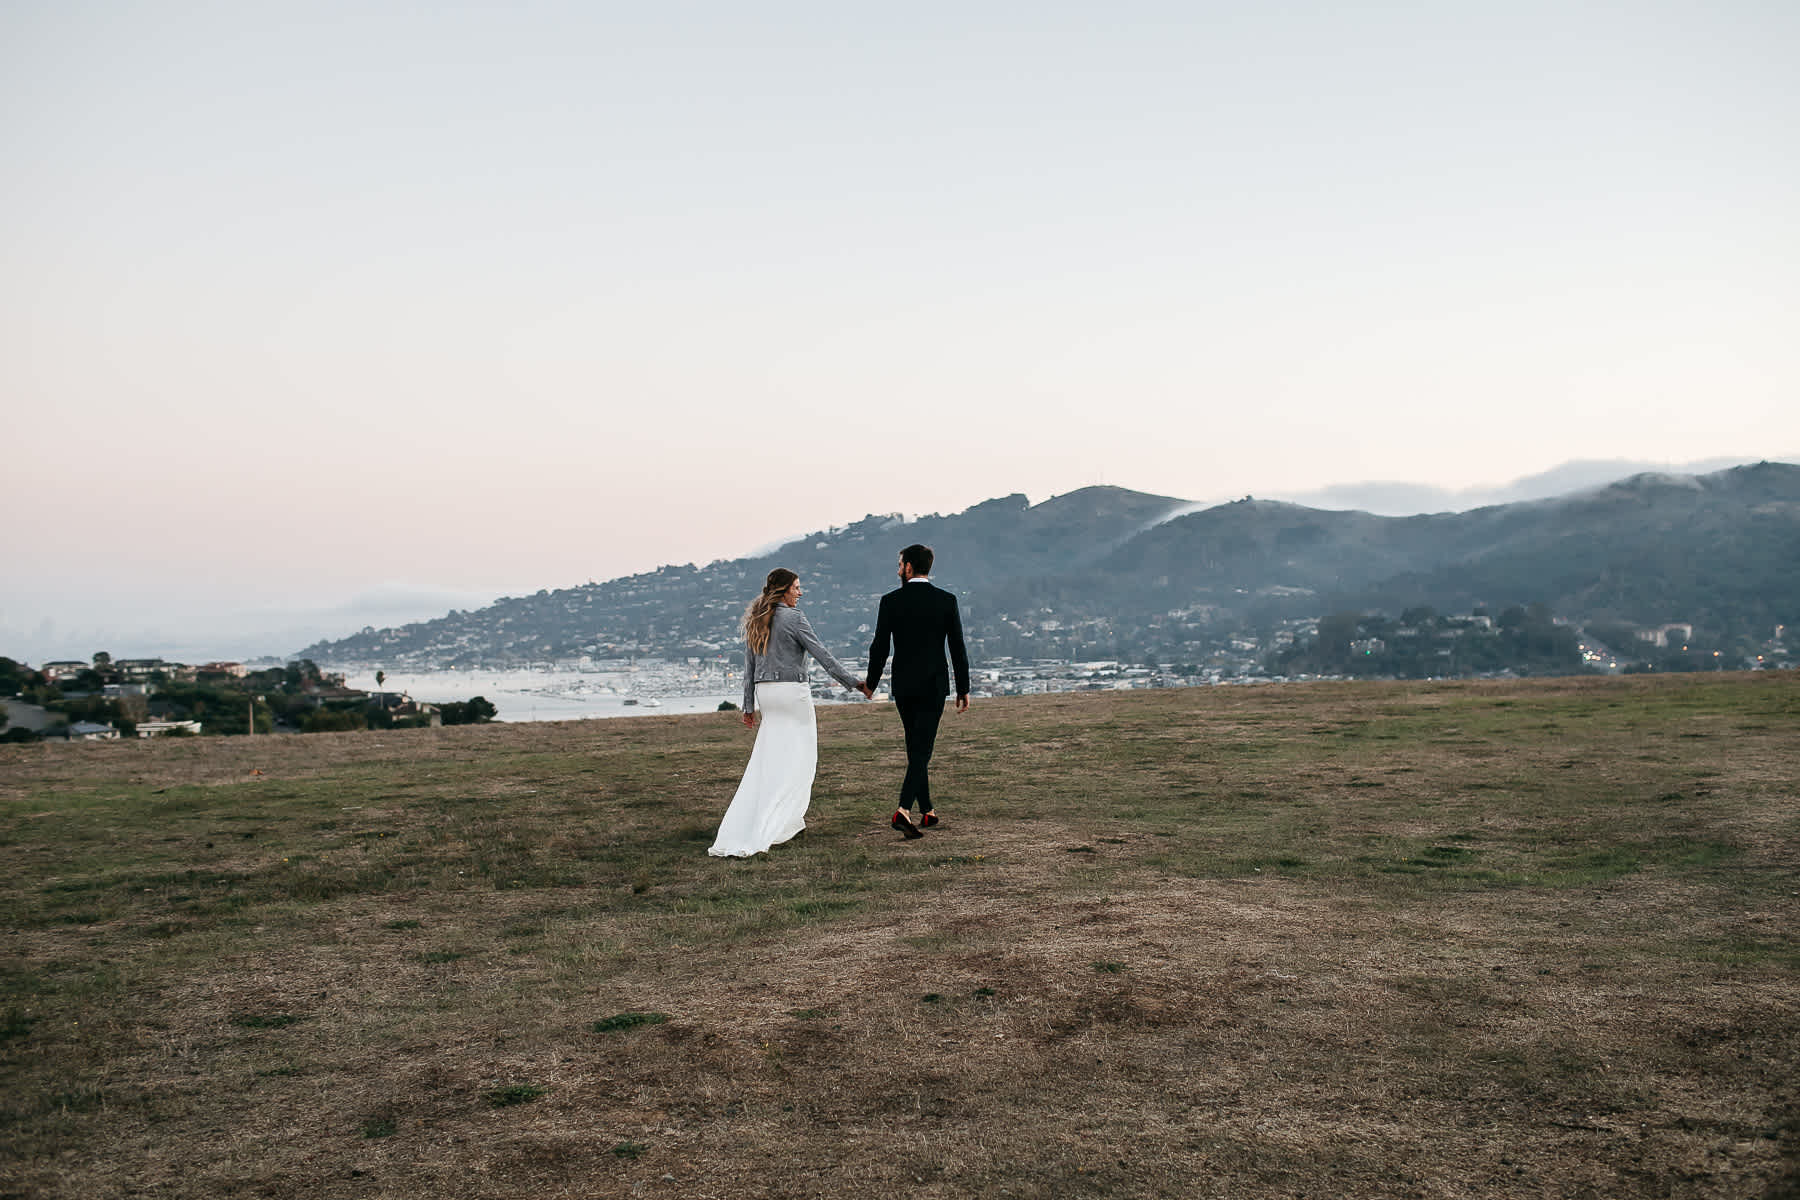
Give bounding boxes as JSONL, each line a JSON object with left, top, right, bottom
{"left": 709, "top": 568, "right": 869, "bottom": 857}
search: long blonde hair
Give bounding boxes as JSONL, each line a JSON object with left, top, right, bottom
{"left": 744, "top": 568, "right": 798, "bottom": 655}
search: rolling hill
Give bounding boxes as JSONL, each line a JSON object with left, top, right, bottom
{"left": 297, "top": 462, "right": 1800, "bottom": 667}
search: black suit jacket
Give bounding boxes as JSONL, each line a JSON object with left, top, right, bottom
{"left": 866, "top": 581, "right": 971, "bottom": 701}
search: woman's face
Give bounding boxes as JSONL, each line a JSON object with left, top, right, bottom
{"left": 782, "top": 579, "right": 802, "bottom": 605}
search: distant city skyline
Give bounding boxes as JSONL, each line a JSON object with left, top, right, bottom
{"left": 5, "top": 3, "right": 1796, "bottom": 662}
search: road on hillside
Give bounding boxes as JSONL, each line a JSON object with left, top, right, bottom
{"left": 1574, "top": 628, "right": 1626, "bottom": 674}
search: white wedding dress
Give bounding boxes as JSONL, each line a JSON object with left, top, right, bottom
{"left": 708, "top": 682, "right": 817, "bottom": 857}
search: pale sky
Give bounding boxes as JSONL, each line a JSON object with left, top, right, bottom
{"left": 4, "top": 2, "right": 1797, "bottom": 662}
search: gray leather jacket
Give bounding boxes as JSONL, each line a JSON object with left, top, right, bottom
{"left": 743, "top": 605, "right": 862, "bottom": 712}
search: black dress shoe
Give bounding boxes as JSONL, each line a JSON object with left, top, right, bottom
{"left": 892, "top": 810, "right": 924, "bottom": 839}
{"left": 920, "top": 812, "right": 939, "bottom": 828}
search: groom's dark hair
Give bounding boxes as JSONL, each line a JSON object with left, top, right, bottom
{"left": 900, "top": 543, "right": 934, "bottom": 575}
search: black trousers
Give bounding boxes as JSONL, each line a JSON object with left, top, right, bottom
{"left": 894, "top": 695, "right": 945, "bottom": 813}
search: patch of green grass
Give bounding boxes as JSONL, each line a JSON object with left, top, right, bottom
{"left": 384, "top": 918, "right": 422, "bottom": 930}
{"left": 419, "top": 950, "right": 465, "bottom": 964}
{"left": 231, "top": 1012, "right": 302, "bottom": 1029}
{"left": 1537, "top": 846, "right": 1643, "bottom": 885}
{"left": 484, "top": 1084, "right": 546, "bottom": 1108}
{"left": 1669, "top": 841, "right": 1741, "bottom": 869}
{"left": 787, "top": 897, "right": 860, "bottom": 920}
{"left": 612, "top": 1141, "right": 648, "bottom": 1159}
{"left": 1092, "top": 962, "right": 1125, "bottom": 974}
{"left": 1684, "top": 937, "right": 1800, "bottom": 969}
{"left": 360, "top": 1116, "right": 398, "bottom": 1138}
{"left": 591, "top": 1011, "right": 669, "bottom": 1033}
{"left": 46, "top": 1088, "right": 108, "bottom": 1114}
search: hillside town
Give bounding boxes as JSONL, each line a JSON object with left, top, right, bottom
{"left": 0, "top": 655, "right": 495, "bottom": 743}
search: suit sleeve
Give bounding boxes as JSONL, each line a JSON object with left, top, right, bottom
{"left": 865, "top": 594, "right": 892, "bottom": 689}
{"left": 790, "top": 610, "right": 863, "bottom": 691}
{"left": 947, "top": 594, "right": 971, "bottom": 697}
{"left": 742, "top": 645, "right": 757, "bottom": 713}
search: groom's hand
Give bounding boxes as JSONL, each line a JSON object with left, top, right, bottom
{"left": 857, "top": 682, "right": 873, "bottom": 699}
{"left": 955, "top": 693, "right": 969, "bottom": 713}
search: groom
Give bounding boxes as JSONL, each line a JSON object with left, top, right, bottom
{"left": 864, "top": 543, "right": 970, "bottom": 839}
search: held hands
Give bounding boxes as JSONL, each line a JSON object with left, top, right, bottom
{"left": 741, "top": 712, "right": 756, "bottom": 728}
{"left": 856, "top": 681, "right": 874, "bottom": 700}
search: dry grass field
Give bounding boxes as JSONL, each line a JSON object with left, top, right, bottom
{"left": 3, "top": 673, "right": 1797, "bottom": 1199}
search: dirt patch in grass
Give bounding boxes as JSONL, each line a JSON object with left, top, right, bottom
{"left": 2, "top": 673, "right": 1796, "bottom": 1197}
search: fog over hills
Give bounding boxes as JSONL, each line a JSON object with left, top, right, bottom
{"left": 1265, "top": 455, "right": 1788, "bottom": 515}
{"left": 296, "top": 461, "right": 1800, "bottom": 669}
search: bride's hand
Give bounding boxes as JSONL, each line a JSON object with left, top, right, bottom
{"left": 741, "top": 712, "right": 755, "bottom": 728}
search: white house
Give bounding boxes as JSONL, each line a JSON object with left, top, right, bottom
{"left": 1635, "top": 623, "right": 1695, "bottom": 648}
{"left": 137, "top": 719, "right": 203, "bottom": 738}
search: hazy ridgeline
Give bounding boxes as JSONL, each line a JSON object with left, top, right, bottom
{"left": 297, "top": 463, "right": 1800, "bottom": 672}
{"left": 2, "top": 674, "right": 1796, "bottom": 1198}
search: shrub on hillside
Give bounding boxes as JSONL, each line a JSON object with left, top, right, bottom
{"left": 303, "top": 709, "right": 367, "bottom": 733}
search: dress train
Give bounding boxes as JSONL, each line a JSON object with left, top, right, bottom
{"left": 709, "top": 682, "right": 816, "bottom": 857}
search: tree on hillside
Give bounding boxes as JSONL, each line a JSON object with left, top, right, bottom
{"left": 0, "top": 657, "right": 43, "bottom": 697}
{"left": 1314, "top": 612, "right": 1361, "bottom": 668}
{"left": 92, "top": 651, "right": 112, "bottom": 669}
